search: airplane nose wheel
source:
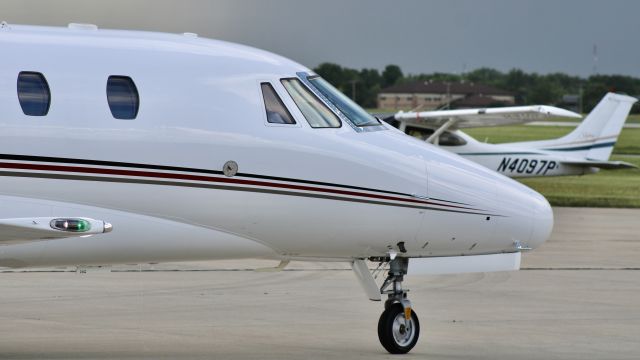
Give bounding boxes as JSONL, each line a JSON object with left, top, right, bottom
{"left": 378, "top": 304, "right": 420, "bottom": 354}
{"left": 377, "top": 257, "right": 420, "bottom": 354}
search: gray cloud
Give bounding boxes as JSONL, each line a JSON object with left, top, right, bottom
{"left": 2, "top": 0, "right": 639, "bottom": 76}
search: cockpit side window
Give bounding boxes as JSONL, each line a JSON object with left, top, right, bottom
{"left": 438, "top": 131, "right": 467, "bottom": 146}
{"left": 260, "top": 83, "right": 296, "bottom": 125}
{"left": 405, "top": 126, "right": 467, "bottom": 146}
{"left": 281, "top": 78, "right": 341, "bottom": 128}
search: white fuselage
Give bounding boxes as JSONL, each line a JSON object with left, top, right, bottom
{"left": 441, "top": 132, "right": 597, "bottom": 177}
{"left": 0, "top": 25, "right": 552, "bottom": 268}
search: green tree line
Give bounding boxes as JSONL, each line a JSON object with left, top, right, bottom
{"left": 313, "top": 63, "right": 640, "bottom": 113}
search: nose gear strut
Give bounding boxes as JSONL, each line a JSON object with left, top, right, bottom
{"left": 377, "top": 257, "right": 420, "bottom": 354}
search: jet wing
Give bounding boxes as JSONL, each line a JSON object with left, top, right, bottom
{"left": 394, "top": 105, "right": 582, "bottom": 130}
{"left": 0, "top": 217, "right": 112, "bottom": 246}
{"left": 560, "top": 160, "right": 638, "bottom": 170}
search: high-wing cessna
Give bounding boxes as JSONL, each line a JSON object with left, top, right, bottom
{"left": 392, "top": 93, "right": 637, "bottom": 177}
{"left": 0, "top": 23, "right": 553, "bottom": 354}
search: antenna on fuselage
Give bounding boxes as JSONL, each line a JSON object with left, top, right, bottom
{"left": 67, "top": 23, "right": 98, "bottom": 31}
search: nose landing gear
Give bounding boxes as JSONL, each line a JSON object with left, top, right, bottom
{"left": 352, "top": 256, "right": 420, "bottom": 354}
{"left": 377, "top": 257, "right": 420, "bottom": 354}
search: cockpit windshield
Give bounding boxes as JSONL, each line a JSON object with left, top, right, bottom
{"left": 307, "top": 76, "right": 380, "bottom": 127}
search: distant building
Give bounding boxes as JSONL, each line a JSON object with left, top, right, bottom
{"left": 377, "top": 81, "right": 515, "bottom": 110}
{"left": 558, "top": 94, "right": 580, "bottom": 113}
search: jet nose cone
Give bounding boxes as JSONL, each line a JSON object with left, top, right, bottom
{"left": 529, "top": 192, "right": 554, "bottom": 249}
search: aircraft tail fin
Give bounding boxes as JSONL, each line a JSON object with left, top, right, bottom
{"left": 545, "top": 93, "right": 637, "bottom": 160}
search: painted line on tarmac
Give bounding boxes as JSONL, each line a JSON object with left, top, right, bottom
{"left": 0, "top": 268, "right": 353, "bottom": 273}
{"left": 522, "top": 267, "right": 640, "bottom": 270}
{"left": 3, "top": 267, "right": 640, "bottom": 273}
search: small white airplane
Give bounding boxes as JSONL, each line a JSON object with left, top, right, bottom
{"left": 392, "top": 93, "right": 638, "bottom": 177}
{"left": 0, "top": 23, "right": 553, "bottom": 354}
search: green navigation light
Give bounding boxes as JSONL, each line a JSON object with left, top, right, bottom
{"left": 50, "top": 218, "right": 92, "bottom": 232}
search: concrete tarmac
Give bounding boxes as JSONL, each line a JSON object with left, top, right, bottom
{"left": 0, "top": 207, "right": 639, "bottom": 359}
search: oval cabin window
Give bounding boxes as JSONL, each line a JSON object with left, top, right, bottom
{"left": 106, "top": 76, "right": 139, "bottom": 119}
{"left": 17, "top": 71, "right": 51, "bottom": 116}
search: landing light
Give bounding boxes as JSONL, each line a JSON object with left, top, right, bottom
{"left": 50, "top": 218, "right": 91, "bottom": 232}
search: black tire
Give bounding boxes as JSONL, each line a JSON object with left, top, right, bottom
{"left": 377, "top": 303, "right": 420, "bottom": 354}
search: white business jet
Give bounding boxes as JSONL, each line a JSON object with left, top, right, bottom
{"left": 393, "top": 93, "right": 637, "bottom": 177}
{"left": 0, "top": 23, "right": 553, "bottom": 354}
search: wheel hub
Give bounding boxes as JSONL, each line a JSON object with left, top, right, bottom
{"left": 392, "top": 313, "right": 415, "bottom": 346}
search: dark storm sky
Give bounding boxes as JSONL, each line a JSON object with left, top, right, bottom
{"left": 2, "top": 0, "right": 639, "bottom": 76}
